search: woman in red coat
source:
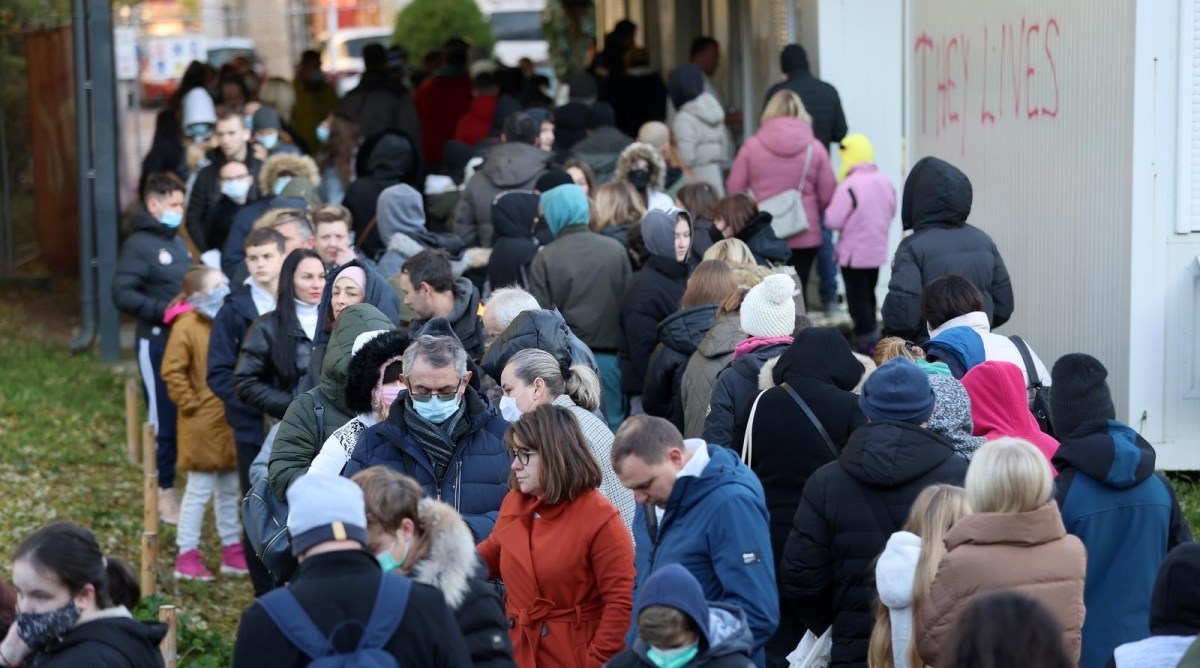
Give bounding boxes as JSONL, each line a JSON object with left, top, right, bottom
{"left": 478, "top": 404, "right": 635, "bottom": 667}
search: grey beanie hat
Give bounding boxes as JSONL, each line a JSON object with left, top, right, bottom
{"left": 641, "top": 208, "right": 689, "bottom": 261}
{"left": 286, "top": 474, "right": 369, "bottom": 556}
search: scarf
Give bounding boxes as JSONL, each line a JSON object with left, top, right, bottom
{"left": 403, "top": 397, "right": 471, "bottom": 483}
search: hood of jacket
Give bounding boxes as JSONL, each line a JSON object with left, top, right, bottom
{"left": 945, "top": 500, "right": 1067, "bottom": 550}
{"left": 876, "top": 531, "right": 921, "bottom": 609}
{"left": 925, "top": 326, "right": 987, "bottom": 375}
{"left": 736, "top": 212, "right": 792, "bottom": 264}
{"left": 900, "top": 156, "right": 972, "bottom": 231}
{"left": 927, "top": 375, "right": 987, "bottom": 459}
{"left": 614, "top": 142, "right": 667, "bottom": 192}
{"left": 1052, "top": 419, "right": 1157, "bottom": 489}
{"left": 658, "top": 304, "right": 719, "bottom": 356}
{"left": 131, "top": 208, "right": 177, "bottom": 238}
{"left": 628, "top": 602, "right": 754, "bottom": 663}
{"left": 345, "top": 330, "right": 410, "bottom": 415}
{"left": 479, "top": 142, "right": 552, "bottom": 189}
{"left": 317, "top": 260, "right": 401, "bottom": 346}
{"left": 410, "top": 497, "right": 482, "bottom": 610}
{"left": 961, "top": 361, "right": 1045, "bottom": 439}
{"left": 491, "top": 189, "right": 539, "bottom": 240}
{"left": 377, "top": 183, "right": 426, "bottom": 241}
{"left": 49, "top": 612, "right": 168, "bottom": 666}
{"left": 696, "top": 311, "right": 746, "bottom": 359}
{"left": 480, "top": 308, "right": 580, "bottom": 384}
{"left": 321, "top": 303, "right": 396, "bottom": 414}
{"left": 668, "top": 64, "right": 706, "bottom": 109}
{"left": 356, "top": 129, "right": 420, "bottom": 183}
{"left": 840, "top": 420, "right": 960, "bottom": 489}
{"left": 447, "top": 276, "right": 480, "bottom": 331}
{"left": 679, "top": 92, "right": 726, "bottom": 127}
{"left": 1149, "top": 542, "right": 1200, "bottom": 636}
{"left": 672, "top": 444, "right": 764, "bottom": 517}
{"left": 756, "top": 117, "right": 816, "bottom": 159}
{"left": 772, "top": 326, "right": 864, "bottom": 390}
{"left": 258, "top": 152, "right": 320, "bottom": 194}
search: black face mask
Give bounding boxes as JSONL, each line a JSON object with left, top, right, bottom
{"left": 708, "top": 224, "right": 725, "bottom": 244}
{"left": 628, "top": 168, "right": 651, "bottom": 191}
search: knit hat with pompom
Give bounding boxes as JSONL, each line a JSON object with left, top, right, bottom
{"left": 740, "top": 274, "right": 796, "bottom": 338}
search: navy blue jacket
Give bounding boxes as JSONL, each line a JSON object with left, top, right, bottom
{"left": 342, "top": 388, "right": 511, "bottom": 542}
{"left": 221, "top": 196, "right": 310, "bottom": 283}
{"left": 630, "top": 444, "right": 778, "bottom": 665}
{"left": 206, "top": 286, "right": 267, "bottom": 445}
{"left": 1053, "top": 419, "right": 1193, "bottom": 668}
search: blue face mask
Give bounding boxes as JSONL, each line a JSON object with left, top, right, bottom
{"left": 316, "top": 125, "right": 330, "bottom": 143}
{"left": 258, "top": 132, "right": 279, "bottom": 150}
{"left": 190, "top": 283, "right": 230, "bottom": 319}
{"left": 411, "top": 392, "right": 461, "bottom": 424}
{"left": 647, "top": 644, "right": 699, "bottom": 668}
{"left": 376, "top": 549, "right": 401, "bottom": 572}
{"left": 273, "top": 176, "right": 292, "bottom": 196}
{"left": 159, "top": 209, "right": 183, "bottom": 229}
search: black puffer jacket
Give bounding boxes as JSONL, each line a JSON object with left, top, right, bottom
{"left": 206, "top": 286, "right": 267, "bottom": 444}
{"left": 33, "top": 615, "right": 168, "bottom": 668}
{"left": 780, "top": 421, "right": 968, "bottom": 667}
{"left": 701, "top": 340, "right": 790, "bottom": 448}
{"left": 486, "top": 190, "right": 541, "bottom": 290}
{"left": 344, "top": 130, "right": 422, "bottom": 259}
{"left": 480, "top": 308, "right": 598, "bottom": 384}
{"left": 881, "top": 157, "right": 1014, "bottom": 344}
{"left": 234, "top": 312, "right": 313, "bottom": 420}
{"left": 642, "top": 304, "right": 718, "bottom": 430}
{"left": 112, "top": 210, "right": 191, "bottom": 343}
{"left": 735, "top": 212, "right": 791, "bottom": 266}
{"left": 409, "top": 277, "right": 486, "bottom": 360}
{"left": 186, "top": 149, "right": 264, "bottom": 253}
{"left": 619, "top": 255, "right": 689, "bottom": 395}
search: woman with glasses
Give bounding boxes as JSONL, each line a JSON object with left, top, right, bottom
{"left": 477, "top": 404, "right": 635, "bottom": 668}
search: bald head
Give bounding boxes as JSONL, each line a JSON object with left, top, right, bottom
{"left": 637, "top": 121, "right": 670, "bottom": 150}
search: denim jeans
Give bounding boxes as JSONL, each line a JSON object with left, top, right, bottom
{"left": 817, "top": 226, "right": 838, "bottom": 304}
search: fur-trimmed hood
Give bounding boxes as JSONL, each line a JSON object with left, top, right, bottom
{"left": 614, "top": 142, "right": 667, "bottom": 192}
{"left": 258, "top": 153, "right": 320, "bottom": 194}
{"left": 758, "top": 356, "right": 779, "bottom": 391}
{"left": 411, "top": 498, "right": 482, "bottom": 610}
{"left": 345, "top": 330, "right": 409, "bottom": 415}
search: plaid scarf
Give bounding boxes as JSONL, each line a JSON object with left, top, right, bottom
{"left": 403, "top": 397, "right": 471, "bottom": 483}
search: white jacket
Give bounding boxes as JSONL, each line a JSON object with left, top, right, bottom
{"left": 876, "top": 531, "right": 922, "bottom": 668}
{"left": 307, "top": 413, "right": 379, "bottom": 476}
{"left": 673, "top": 92, "right": 729, "bottom": 195}
{"left": 928, "top": 311, "right": 1052, "bottom": 389}
{"left": 1113, "top": 635, "right": 1196, "bottom": 668}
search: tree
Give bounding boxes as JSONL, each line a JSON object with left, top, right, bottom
{"left": 392, "top": 0, "right": 494, "bottom": 59}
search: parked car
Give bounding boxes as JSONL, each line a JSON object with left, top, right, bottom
{"left": 207, "top": 37, "right": 267, "bottom": 79}
{"left": 324, "top": 27, "right": 393, "bottom": 96}
{"left": 489, "top": 9, "right": 548, "bottom": 67}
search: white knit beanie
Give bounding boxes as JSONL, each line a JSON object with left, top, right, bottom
{"left": 740, "top": 274, "right": 797, "bottom": 338}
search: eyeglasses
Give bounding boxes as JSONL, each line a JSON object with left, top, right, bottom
{"left": 409, "top": 382, "right": 463, "bottom": 403}
{"left": 509, "top": 449, "right": 536, "bottom": 466}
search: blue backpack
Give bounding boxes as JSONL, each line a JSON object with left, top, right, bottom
{"left": 257, "top": 573, "right": 411, "bottom": 667}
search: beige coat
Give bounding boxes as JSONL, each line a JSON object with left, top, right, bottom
{"left": 916, "top": 500, "right": 1086, "bottom": 666}
{"left": 161, "top": 310, "right": 237, "bottom": 471}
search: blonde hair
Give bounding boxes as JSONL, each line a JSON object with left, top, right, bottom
{"left": 762, "top": 89, "right": 812, "bottom": 125}
{"left": 591, "top": 181, "right": 645, "bottom": 233}
{"left": 965, "top": 438, "right": 1054, "bottom": 514}
{"left": 703, "top": 238, "right": 757, "bottom": 266}
{"left": 872, "top": 337, "right": 925, "bottom": 367}
{"left": 506, "top": 348, "right": 602, "bottom": 412}
{"left": 902, "top": 484, "right": 971, "bottom": 668}
{"left": 258, "top": 77, "right": 296, "bottom": 122}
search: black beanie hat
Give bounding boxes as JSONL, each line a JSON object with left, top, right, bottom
{"left": 780, "top": 44, "right": 809, "bottom": 75}
{"left": 535, "top": 169, "right": 574, "bottom": 194}
{"left": 1050, "top": 353, "right": 1116, "bottom": 438}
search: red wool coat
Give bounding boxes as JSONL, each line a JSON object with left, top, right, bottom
{"left": 478, "top": 489, "right": 634, "bottom": 668}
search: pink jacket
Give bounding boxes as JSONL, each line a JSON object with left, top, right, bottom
{"left": 726, "top": 117, "right": 835, "bottom": 250}
{"left": 823, "top": 163, "right": 896, "bottom": 268}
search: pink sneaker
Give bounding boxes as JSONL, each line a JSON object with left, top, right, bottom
{"left": 174, "top": 550, "right": 214, "bottom": 581}
{"left": 220, "top": 543, "right": 249, "bottom": 576}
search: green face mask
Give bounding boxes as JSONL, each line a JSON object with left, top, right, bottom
{"left": 647, "top": 644, "right": 699, "bottom": 668}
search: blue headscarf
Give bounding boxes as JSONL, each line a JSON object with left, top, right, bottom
{"left": 539, "top": 184, "right": 590, "bottom": 238}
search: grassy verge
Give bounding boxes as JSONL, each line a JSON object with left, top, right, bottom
{"left": 0, "top": 301, "right": 249, "bottom": 665}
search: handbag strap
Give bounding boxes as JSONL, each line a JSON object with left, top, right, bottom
{"left": 1008, "top": 336, "right": 1042, "bottom": 387}
{"left": 780, "top": 382, "right": 839, "bottom": 460}
{"left": 796, "top": 143, "right": 814, "bottom": 193}
{"left": 741, "top": 389, "right": 766, "bottom": 465}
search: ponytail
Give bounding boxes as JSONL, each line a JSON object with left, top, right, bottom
{"left": 104, "top": 557, "right": 140, "bottom": 610}
{"left": 564, "top": 364, "right": 601, "bottom": 412}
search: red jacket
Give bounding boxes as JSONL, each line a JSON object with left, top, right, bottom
{"left": 961, "top": 360, "right": 1059, "bottom": 463}
{"left": 414, "top": 73, "right": 474, "bottom": 164}
{"left": 454, "top": 94, "right": 500, "bottom": 147}
{"left": 478, "top": 489, "right": 634, "bottom": 667}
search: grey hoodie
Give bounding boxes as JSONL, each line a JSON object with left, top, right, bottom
{"left": 375, "top": 184, "right": 469, "bottom": 282}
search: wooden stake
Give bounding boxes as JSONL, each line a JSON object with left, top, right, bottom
{"left": 142, "top": 422, "right": 158, "bottom": 532}
{"left": 125, "top": 378, "right": 139, "bottom": 465}
{"left": 140, "top": 532, "right": 158, "bottom": 597}
{"left": 158, "top": 605, "right": 177, "bottom": 668}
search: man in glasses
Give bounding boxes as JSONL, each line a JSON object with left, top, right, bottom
{"left": 342, "top": 329, "right": 511, "bottom": 542}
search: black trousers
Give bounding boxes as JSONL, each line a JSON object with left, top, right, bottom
{"left": 842, "top": 266, "right": 880, "bottom": 335}
{"left": 789, "top": 248, "right": 820, "bottom": 308}
{"left": 236, "top": 439, "right": 277, "bottom": 596}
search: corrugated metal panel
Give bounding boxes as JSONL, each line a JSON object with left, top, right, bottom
{"left": 1188, "top": 0, "right": 1200, "bottom": 232}
{"left": 906, "top": 0, "right": 1135, "bottom": 413}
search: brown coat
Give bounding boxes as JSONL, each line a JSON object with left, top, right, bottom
{"left": 161, "top": 309, "right": 237, "bottom": 471}
{"left": 916, "top": 501, "right": 1086, "bottom": 666}
{"left": 477, "top": 489, "right": 634, "bottom": 668}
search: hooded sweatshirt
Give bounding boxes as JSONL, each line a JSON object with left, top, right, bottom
{"left": 620, "top": 209, "right": 691, "bottom": 395}
{"left": 875, "top": 531, "right": 921, "bottom": 668}
{"left": 343, "top": 130, "right": 421, "bottom": 258}
{"left": 961, "top": 360, "right": 1059, "bottom": 462}
{"left": 926, "top": 375, "right": 986, "bottom": 460}
{"left": 409, "top": 276, "right": 486, "bottom": 360}
{"left": 31, "top": 608, "right": 168, "bottom": 668}
{"left": 1053, "top": 419, "right": 1193, "bottom": 668}
{"left": 375, "top": 184, "right": 469, "bottom": 282}
{"left": 1112, "top": 542, "right": 1200, "bottom": 668}
{"left": 304, "top": 259, "right": 401, "bottom": 390}
{"left": 487, "top": 190, "right": 541, "bottom": 289}
{"left": 453, "top": 141, "right": 552, "bottom": 247}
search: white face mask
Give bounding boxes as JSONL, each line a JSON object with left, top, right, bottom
{"left": 499, "top": 384, "right": 533, "bottom": 423}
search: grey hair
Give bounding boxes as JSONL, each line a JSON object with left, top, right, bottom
{"left": 506, "top": 348, "right": 601, "bottom": 412}
{"left": 402, "top": 335, "right": 468, "bottom": 378}
{"left": 486, "top": 286, "right": 541, "bottom": 331}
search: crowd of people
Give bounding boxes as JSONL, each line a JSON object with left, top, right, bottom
{"left": 0, "top": 27, "right": 1197, "bottom": 668}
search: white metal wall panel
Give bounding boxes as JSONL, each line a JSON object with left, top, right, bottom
{"left": 1181, "top": 0, "right": 1200, "bottom": 234}
{"left": 906, "top": 0, "right": 1136, "bottom": 415}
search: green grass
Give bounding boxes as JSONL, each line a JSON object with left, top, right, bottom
{"left": 0, "top": 301, "right": 248, "bottom": 665}
{"left": 1169, "top": 474, "right": 1200, "bottom": 533}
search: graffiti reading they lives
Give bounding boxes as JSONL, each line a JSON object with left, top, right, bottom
{"left": 914, "top": 17, "right": 1061, "bottom": 155}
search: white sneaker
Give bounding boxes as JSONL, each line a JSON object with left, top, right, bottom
{"left": 159, "top": 488, "right": 180, "bottom": 525}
